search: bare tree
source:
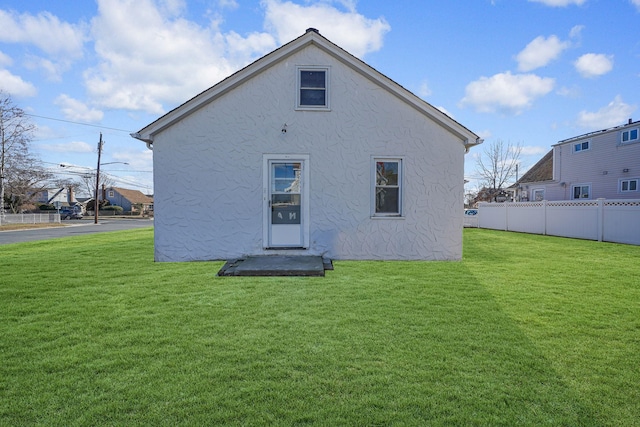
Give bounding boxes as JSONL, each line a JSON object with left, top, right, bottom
{"left": 0, "top": 92, "right": 41, "bottom": 215}
{"left": 475, "top": 139, "right": 522, "bottom": 202}
{"left": 3, "top": 149, "right": 53, "bottom": 213}
{"left": 78, "top": 172, "right": 114, "bottom": 199}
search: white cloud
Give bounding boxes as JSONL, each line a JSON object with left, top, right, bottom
{"left": 85, "top": 0, "right": 268, "bottom": 114}
{"left": 436, "top": 106, "right": 454, "bottom": 119}
{"left": 418, "top": 80, "right": 432, "bottom": 98}
{"left": 631, "top": 0, "right": 640, "bottom": 11}
{"left": 54, "top": 94, "right": 104, "bottom": 123}
{"left": 158, "top": 0, "right": 187, "bottom": 16}
{"left": 577, "top": 95, "right": 636, "bottom": 129}
{"left": 218, "top": 0, "right": 239, "bottom": 9}
{"left": 84, "top": 0, "right": 390, "bottom": 114}
{"left": 0, "top": 50, "right": 13, "bottom": 67}
{"left": 261, "top": 0, "right": 390, "bottom": 58}
{"left": 556, "top": 85, "right": 581, "bottom": 98}
{"left": 0, "top": 10, "right": 85, "bottom": 57}
{"left": 528, "top": 0, "right": 586, "bottom": 6}
{"left": 112, "top": 148, "right": 153, "bottom": 172}
{"left": 0, "top": 69, "right": 37, "bottom": 97}
{"left": 40, "top": 141, "right": 94, "bottom": 153}
{"left": 521, "top": 145, "right": 548, "bottom": 156}
{"left": 24, "top": 56, "right": 69, "bottom": 82}
{"left": 516, "top": 35, "right": 570, "bottom": 71}
{"left": 0, "top": 9, "right": 86, "bottom": 78}
{"left": 106, "top": 149, "right": 155, "bottom": 192}
{"left": 476, "top": 129, "right": 493, "bottom": 140}
{"left": 460, "top": 71, "right": 555, "bottom": 114}
{"left": 574, "top": 53, "right": 613, "bottom": 78}
{"left": 569, "top": 25, "right": 584, "bottom": 39}
{"left": 224, "top": 30, "right": 279, "bottom": 62}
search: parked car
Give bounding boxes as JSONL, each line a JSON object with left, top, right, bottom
{"left": 60, "top": 208, "right": 83, "bottom": 220}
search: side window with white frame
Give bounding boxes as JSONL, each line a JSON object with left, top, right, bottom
{"left": 532, "top": 188, "right": 545, "bottom": 201}
{"left": 572, "top": 184, "right": 591, "bottom": 199}
{"left": 573, "top": 140, "right": 590, "bottom": 152}
{"left": 620, "top": 178, "right": 639, "bottom": 192}
{"left": 108, "top": 190, "right": 115, "bottom": 197}
{"left": 297, "top": 67, "right": 329, "bottom": 109}
{"left": 621, "top": 128, "right": 639, "bottom": 144}
{"left": 373, "top": 158, "right": 402, "bottom": 216}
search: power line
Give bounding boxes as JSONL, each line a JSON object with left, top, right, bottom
{"left": 25, "top": 113, "right": 134, "bottom": 133}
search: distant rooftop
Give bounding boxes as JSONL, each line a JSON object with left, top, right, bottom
{"left": 511, "top": 149, "right": 553, "bottom": 187}
{"left": 556, "top": 118, "right": 639, "bottom": 145}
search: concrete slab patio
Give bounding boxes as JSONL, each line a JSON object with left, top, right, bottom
{"left": 218, "top": 255, "right": 333, "bottom": 277}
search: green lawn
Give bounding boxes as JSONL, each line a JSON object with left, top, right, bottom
{"left": 1, "top": 228, "right": 638, "bottom": 426}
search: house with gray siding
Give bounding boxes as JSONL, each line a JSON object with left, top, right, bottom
{"left": 512, "top": 119, "right": 640, "bottom": 201}
{"left": 104, "top": 187, "right": 153, "bottom": 214}
{"left": 132, "top": 29, "right": 481, "bottom": 262}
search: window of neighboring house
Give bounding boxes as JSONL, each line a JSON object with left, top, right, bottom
{"left": 573, "top": 140, "right": 590, "bottom": 152}
{"left": 297, "top": 67, "right": 329, "bottom": 109}
{"left": 621, "top": 128, "right": 639, "bottom": 144}
{"left": 572, "top": 184, "right": 591, "bottom": 199}
{"left": 532, "top": 188, "right": 545, "bottom": 201}
{"left": 373, "top": 158, "right": 402, "bottom": 216}
{"left": 620, "top": 179, "right": 639, "bottom": 192}
{"left": 108, "top": 191, "right": 114, "bottom": 197}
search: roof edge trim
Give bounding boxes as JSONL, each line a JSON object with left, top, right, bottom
{"left": 132, "top": 30, "right": 481, "bottom": 147}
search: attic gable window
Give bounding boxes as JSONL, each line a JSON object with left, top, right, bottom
{"left": 297, "top": 67, "right": 329, "bottom": 110}
{"left": 573, "top": 140, "right": 590, "bottom": 152}
{"left": 621, "top": 128, "right": 638, "bottom": 144}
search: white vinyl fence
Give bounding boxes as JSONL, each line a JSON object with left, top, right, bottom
{"left": 463, "top": 209, "right": 479, "bottom": 228}
{"left": 477, "top": 199, "right": 640, "bottom": 245}
{"left": 0, "top": 213, "right": 60, "bottom": 225}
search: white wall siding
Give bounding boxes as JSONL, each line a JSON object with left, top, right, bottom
{"left": 152, "top": 45, "right": 465, "bottom": 261}
{"left": 549, "top": 130, "right": 640, "bottom": 200}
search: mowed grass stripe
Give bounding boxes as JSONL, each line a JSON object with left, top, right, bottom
{"left": 1, "top": 228, "right": 638, "bottom": 425}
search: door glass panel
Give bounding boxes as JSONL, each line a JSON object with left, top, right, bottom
{"left": 271, "top": 163, "right": 301, "bottom": 224}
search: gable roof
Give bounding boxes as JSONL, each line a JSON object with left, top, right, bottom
{"left": 109, "top": 187, "right": 153, "bottom": 204}
{"left": 554, "top": 118, "right": 639, "bottom": 146}
{"left": 511, "top": 149, "right": 553, "bottom": 187}
{"left": 132, "top": 28, "right": 481, "bottom": 151}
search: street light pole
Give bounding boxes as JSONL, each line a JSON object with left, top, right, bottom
{"left": 94, "top": 133, "right": 103, "bottom": 224}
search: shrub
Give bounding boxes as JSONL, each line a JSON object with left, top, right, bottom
{"left": 101, "top": 205, "right": 123, "bottom": 213}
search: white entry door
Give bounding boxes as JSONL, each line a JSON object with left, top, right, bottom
{"left": 263, "top": 155, "right": 309, "bottom": 248}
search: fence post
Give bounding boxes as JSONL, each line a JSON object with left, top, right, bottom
{"left": 505, "top": 203, "right": 509, "bottom": 231}
{"left": 543, "top": 200, "right": 547, "bottom": 235}
{"left": 597, "top": 198, "right": 604, "bottom": 242}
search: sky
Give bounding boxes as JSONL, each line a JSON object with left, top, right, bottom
{"left": 1, "top": 0, "right": 639, "bottom": 196}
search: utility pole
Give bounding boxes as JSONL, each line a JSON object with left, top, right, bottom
{"left": 94, "top": 133, "right": 103, "bottom": 224}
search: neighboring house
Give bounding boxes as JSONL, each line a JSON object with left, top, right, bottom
{"left": 132, "top": 28, "right": 481, "bottom": 262}
{"left": 35, "top": 187, "right": 77, "bottom": 206}
{"left": 104, "top": 187, "right": 153, "bottom": 214}
{"left": 512, "top": 119, "right": 640, "bottom": 201}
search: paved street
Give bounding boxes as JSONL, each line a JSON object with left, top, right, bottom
{"left": 0, "top": 218, "right": 154, "bottom": 245}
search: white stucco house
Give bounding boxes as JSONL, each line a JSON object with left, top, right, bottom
{"left": 132, "top": 28, "right": 481, "bottom": 262}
